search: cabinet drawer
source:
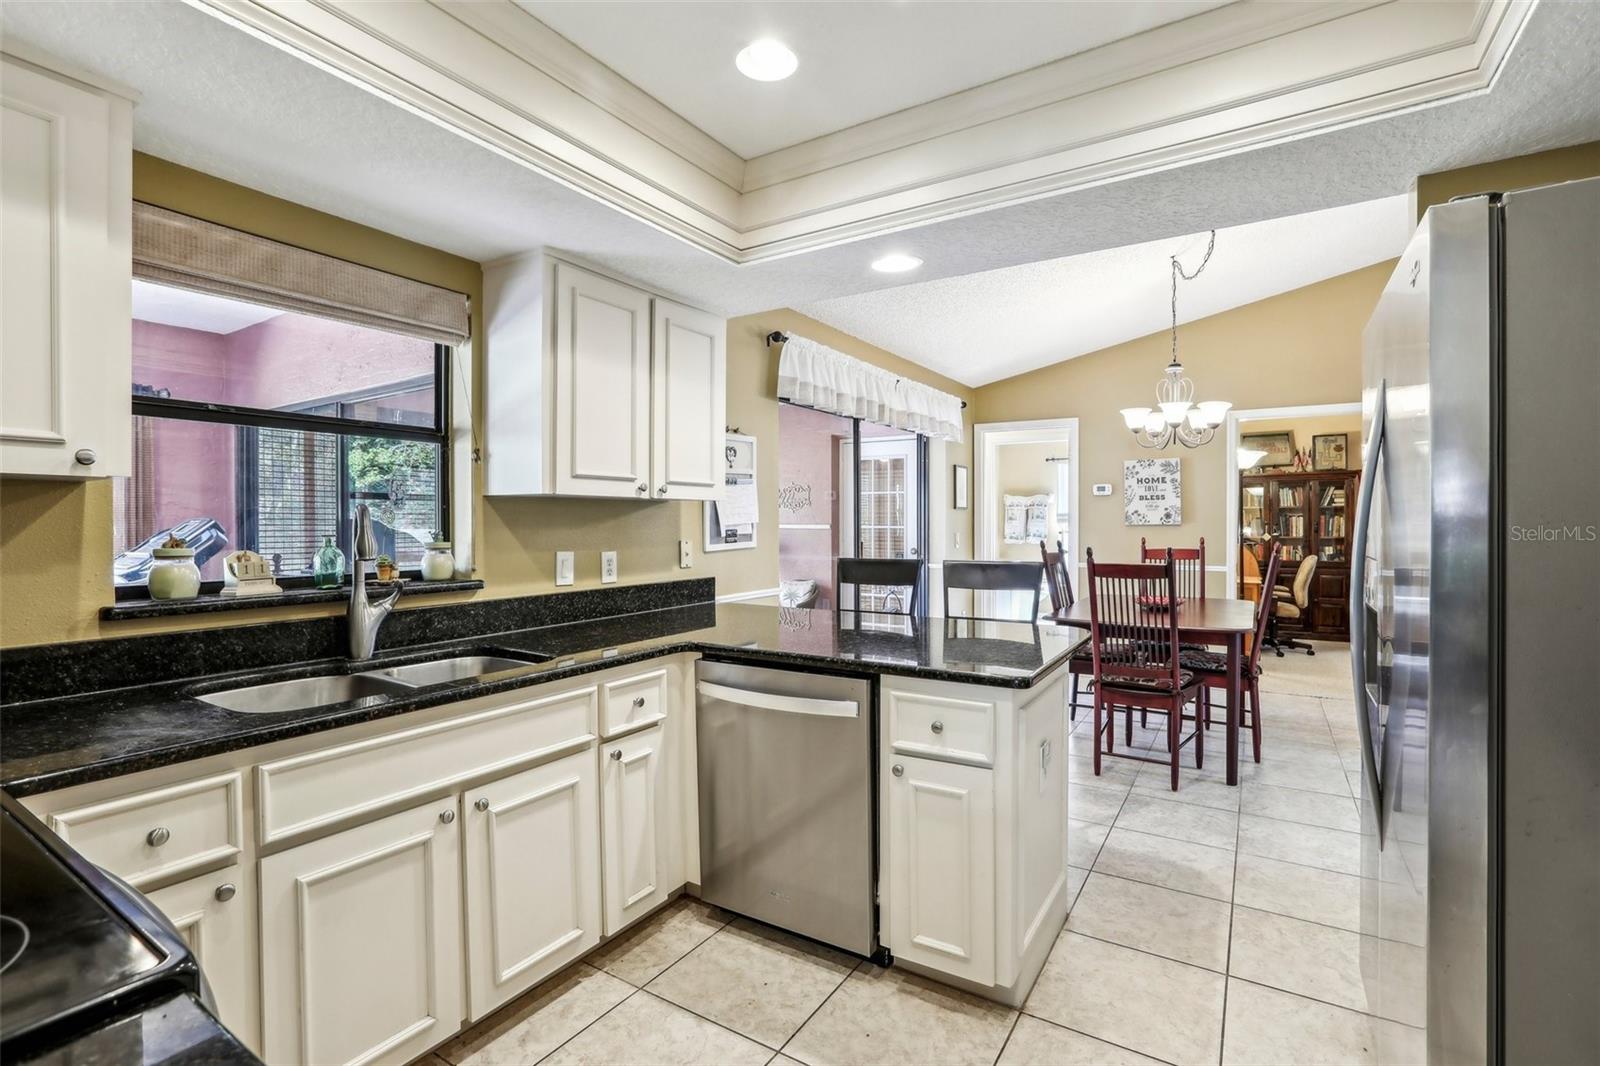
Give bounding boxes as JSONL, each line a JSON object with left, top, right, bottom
{"left": 888, "top": 689, "right": 996, "bottom": 767}
{"left": 600, "top": 668, "right": 668, "bottom": 737}
{"left": 257, "top": 686, "right": 597, "bottom": 845}
{"left": 49, "top": 772, "right": 243, "bottom": 888}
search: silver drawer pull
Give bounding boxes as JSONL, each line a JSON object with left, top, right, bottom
{"left": 214, "top": 883, "right": 236, "bottom": 903}
{"left": 632, "top": 696, "right": 646, "bottom": 708}
{"left": 146, "top": 827, "right": 170, "bottom": 847}
{"left": 610, "top": 749, "right": 623, "bottom": 761}
{"left": 892, "top": 764, "right": 904, "bottom": 777}
{"left": 636, "top": 483, "right": 647, "bottom": 495}
{"left": 439, "top": 809, "right": 455, "bottom": 824}
{"left": 657, "top": 485, "right": 667, "bottom": 495}
{"left": 74, "top": 448, "right": 97, "bottom": 466}
{"left": 475, "top": 798, "right": 490, "bottom": 812}
{"left": 930, "top": 720, "right": 944, "bottom": 734}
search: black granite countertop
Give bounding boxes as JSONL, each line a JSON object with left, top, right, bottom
{"left": 0, "top": 602, "right": 1086, "bottom": 798}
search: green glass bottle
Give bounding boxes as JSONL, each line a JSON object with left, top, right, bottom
{"left": 313, "top": 536, "right": 346, "bottom": 589}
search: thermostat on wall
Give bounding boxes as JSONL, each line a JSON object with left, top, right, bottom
{"left": 1092, "top": 483, "right": 1114, "bottom": 496}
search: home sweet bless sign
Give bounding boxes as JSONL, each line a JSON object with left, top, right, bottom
{"left": 1124, "top": 458, "right": 1181, "bottom": 526}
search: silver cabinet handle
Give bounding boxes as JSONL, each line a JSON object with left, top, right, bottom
{"left": 475, "top": 798, "right": 490, "bottom": 812}
{"left": 214, "top": 883, "right": 236, "bottom": 903}
{"left": 610, "top": 749, "right": 623, "bottom": 761}
{"left": 657, "top": 485, "right": 667, "bottom": 495}
{"left": 439, "top": 809, "right": 455, "bottom": 824}
{"left": 632, "top": 696, "right": 646, "bottom": 708}
{"left": 891, "top": 764, "right": 904, "bottom": 777}
{"left": 930, "top": 720, "right": 944, "bottom": 734}
{"left": 146, "top": 827, "right": 170, "bottom": 847}
{"left": 74, "top": 448, "right": 97, "bottom": 466}
{"left": 636, "top": 483, "right": 647, "bottom": 495}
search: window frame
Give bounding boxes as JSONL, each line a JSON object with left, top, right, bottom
{"left": 116, "top": 342, "right": 452, "bottom": 599}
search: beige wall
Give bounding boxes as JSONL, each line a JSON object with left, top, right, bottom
{"left": 1241, "top": 413, "right": 1363, "bottom": 474}
{"left": 973, "top": 263, "right": 1391, "bottom": 589}
{"left": 993, "top": 442, "right": 1066, "bottom": 563}
{"left": 0, "top": 159, "right": 972, "bottom": 647}
{"left": 1415, "top": 140, "right": 1600, "bottom": 220}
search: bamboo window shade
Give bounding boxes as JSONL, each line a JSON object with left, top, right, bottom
{"left": 131, "top": 202, "right": 470, "bottom": 346}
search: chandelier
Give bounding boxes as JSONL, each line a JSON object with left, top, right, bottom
{"left": 1120, "top": 230, "right": 1231, "bottom": 448}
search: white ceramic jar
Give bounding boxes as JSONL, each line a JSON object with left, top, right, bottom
{"left": 149, "top": 547, "right": 202, "bottom": 600}
{"left": 420, "top": 541, "right": 455, "bottom": 581}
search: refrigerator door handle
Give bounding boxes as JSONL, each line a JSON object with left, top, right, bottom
{"left": 1349, "top": 379, "right": 1387, "bottom": 816}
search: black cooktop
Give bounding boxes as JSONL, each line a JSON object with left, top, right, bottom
{"left": 0, "top": 794, "right": 206, "bottom": 1061}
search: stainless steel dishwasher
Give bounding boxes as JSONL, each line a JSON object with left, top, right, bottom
{"left": 695, "top": 660, "right": 876, "bottom": 957}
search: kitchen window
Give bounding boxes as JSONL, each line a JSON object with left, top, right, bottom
{"left": 115, "top": 204, "right": 471, "bottom": 593}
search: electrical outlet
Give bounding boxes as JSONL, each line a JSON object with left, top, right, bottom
{"left": 678, "top": 540, "right": 692, "bottom": 569}
{"left": 600, "top": 551, "right": 618, "bottom": 584}
{"left": 555, "top": 551, "right": 575, "bottom": 586}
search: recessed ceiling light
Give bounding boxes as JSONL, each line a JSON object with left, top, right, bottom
{"left": 871, "top": 253, "right": 923, "bottom": 274}
{"left": 735, "top": 39, "right": 798, "bottom": 82}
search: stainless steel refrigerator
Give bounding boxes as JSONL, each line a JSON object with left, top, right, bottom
{"left": 1355, "top": 176, "right": 1599, "bottom": 1065}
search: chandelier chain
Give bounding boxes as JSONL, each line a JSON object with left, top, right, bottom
{"left": 1170, "top": 229, "right": 1216, "bottom": 365}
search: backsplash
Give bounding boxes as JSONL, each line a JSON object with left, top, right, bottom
{"left": 0, "top": 578, "right": 714, "bottom": 704}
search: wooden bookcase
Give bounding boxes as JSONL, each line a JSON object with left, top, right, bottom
{"left": 1240, "top": 469, "right": 1361, "bottom": 640}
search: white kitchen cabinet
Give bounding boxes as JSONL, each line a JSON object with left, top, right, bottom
{"left": 600, "top": 723, "right": 669, "bottom": 932}
{"left": 463, "top": 750, "right": 600, "bottom": 1021}
{"left": 145, "top": 865, "right": 260, "bottom": 1055}
{"left": 650, "top": 298, "right": 725, "bottom": 500}
{"left": 885, "top": 753, "right": 996, "bottom": 986}
{"left": 553, "top": 261, "right": 652, "bottom": 498}
{"left": 259, "top": 798, "right": 463, "bottom": 1066}
{"left": 483, "top": 252, "right": 724, "bottom": 498}
{"left": 0, "top": 51, "right": 133, "bottom": 479}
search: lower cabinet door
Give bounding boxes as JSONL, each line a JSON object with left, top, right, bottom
{"left": 600, "top": 724, "right": 668, "bottom": 933}
{"left": 463, "top": 749, "right": 601, "bottom": 1020}
{"left": 886, "top": 754, "right": 996, "bottom": 985}
{"left": 260, "top": 799, "right": 463, "bottom": 1066}
{"left": 146, "top": 864, "right": 259, "bottom": 1054}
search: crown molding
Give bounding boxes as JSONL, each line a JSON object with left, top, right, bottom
{"left": 187, "top": 0, "right": 1534, "bottom": 265}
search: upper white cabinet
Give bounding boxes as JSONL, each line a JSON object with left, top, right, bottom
{"left": 0, "top": 51, "right": 133, "bottom": 479}
{"left": 484, "top": 253, "right": 724, "bottom": 498}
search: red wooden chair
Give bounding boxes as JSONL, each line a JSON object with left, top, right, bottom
{"left": 1085, "top": 548, "right": 1205, "bottom": 791}
{"left": 1181, "top": 542, "right": 1282, "bottom": 763}
{"left": 1138, "top": 537, "right": 1206, "bottom": 728}
{"left": 1040, "top": 538, "right": 1093, "bottom": 720}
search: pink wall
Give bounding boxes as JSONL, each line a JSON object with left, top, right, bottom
{"left": 777, "top": 404, "right": 848, "bottom": 607}
{"left": 221, "top": 313, "right": 434, "bottom": 411}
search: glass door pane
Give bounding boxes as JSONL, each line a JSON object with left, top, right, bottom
{"left": 852, "top": 422, "right": 922, "bottom": 614}
{"left": 777, "top": 403, "right": 855, "bottom": 610}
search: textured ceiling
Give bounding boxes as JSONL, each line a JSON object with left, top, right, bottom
{"left": 798, "top": 196, "right": 1412, "bottom": 387}
{"left": 2, "top": 1, "right": 1597, "bottom": 370}
{"left": 516, "top": 0, "right": 1229, "bottom": 157}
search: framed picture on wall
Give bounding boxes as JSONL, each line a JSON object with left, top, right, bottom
{"left": 1312, "top": 433, "right": 1349, "bottom": 470}
{"left": 953, "top": 464, "right": 969, "bottom": 509}
{"left": 705, "top": 433, "right": 758, "bottom": 552}
{"left": 1240, "top": 430, "right": 1296, "bottom": 469}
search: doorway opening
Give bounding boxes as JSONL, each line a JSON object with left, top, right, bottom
{"left": 974, "top": 418, "right": 1078, "bottom": 619}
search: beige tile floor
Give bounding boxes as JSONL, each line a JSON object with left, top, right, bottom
{"left": 417, "top": 643, "right": 1424, "bottom": 1066}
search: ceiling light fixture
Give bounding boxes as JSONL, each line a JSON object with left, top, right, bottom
{"left": 871, "top": 253, "right": 923, "bottom": 274}
{"left": 735, "top": 39, "right": 798, "bottom": 82}
{"left": 1119, "top": 230, "right": 1230, "bottom": 448}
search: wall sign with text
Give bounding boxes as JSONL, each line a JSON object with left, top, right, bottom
{"left": 1124, "top": 458, "right": 1182, "bottom": 526}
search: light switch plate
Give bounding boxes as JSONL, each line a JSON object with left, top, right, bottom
{"left": 555, "top": 551, "right": 575, "bottom": 586}
{"left": 678, "top": 540, "right": 692, "bottom": 569}
{"left": 600, "top": 551, "right": 618, "bottom": 583}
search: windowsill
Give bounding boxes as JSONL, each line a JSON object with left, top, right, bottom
{"left": 100, "top": 578, "right": 485, "bottom": 621}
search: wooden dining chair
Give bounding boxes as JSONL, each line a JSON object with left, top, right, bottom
{"left": 942, "top": 560, "right": 1042, "bottom": 621}
{"left": 1040, "top": 539, "right": 1093, "bottom": 720}
{"left": 837, "top": 557, "right": 924, "bottom": 616}
{"left": 1140, "top": 536, "right": 1206, "bottom": 600}
{"left": 1182, "top": 545, "right": 1283, "bottom": 763}
{"left": 1086, "top": 548, "right": 1205, "bottom": 790}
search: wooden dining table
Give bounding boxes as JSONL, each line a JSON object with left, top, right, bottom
{"left": 1048, "top": 597, "right": 1259, "bottom": 785}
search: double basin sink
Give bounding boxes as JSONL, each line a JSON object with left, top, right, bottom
{"left": 195, "top": 653, "right": 549, "bottom": 715}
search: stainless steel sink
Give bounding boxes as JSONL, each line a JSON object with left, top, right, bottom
{"left": 198, "top": 673, "right": 413, "bottom": 714}
{"left": 366, "top": 655, "right": 535, "bottom": 687}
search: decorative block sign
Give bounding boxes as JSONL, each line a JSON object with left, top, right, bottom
{"left": 1124, "top": 458, "right": 1181, "bottom": 526}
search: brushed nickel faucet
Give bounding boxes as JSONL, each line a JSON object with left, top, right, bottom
{"left": 349, "top": 504, "right": 401, "bottom": 660}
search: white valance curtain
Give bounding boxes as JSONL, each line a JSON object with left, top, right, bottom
{"left": 776, "top": 334, "right": 964, "bottom": 442}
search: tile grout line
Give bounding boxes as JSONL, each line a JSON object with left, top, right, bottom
{"left": 1015, "top": 1013, "right": 1185, "bottom": 1066}
{"left": 773, "top": 958, "right": 866, "bottom": 1064}
{"left": 1219, "top": 752, "right": 1244, "bottom": 1066}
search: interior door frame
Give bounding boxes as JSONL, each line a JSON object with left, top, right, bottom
{"left": 1224, "top": 401, "right": 1361, "bottom": 596}
{"left": 974, "top": 418, "right": 1078, "bottom": 615}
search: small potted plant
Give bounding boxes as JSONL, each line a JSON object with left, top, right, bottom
{"left": 374, "top": 553, "right": 397, "bottom": 582}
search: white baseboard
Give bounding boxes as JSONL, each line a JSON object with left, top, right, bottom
{"left": 716, "top": 586, "right": 780, "bottom": 603}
